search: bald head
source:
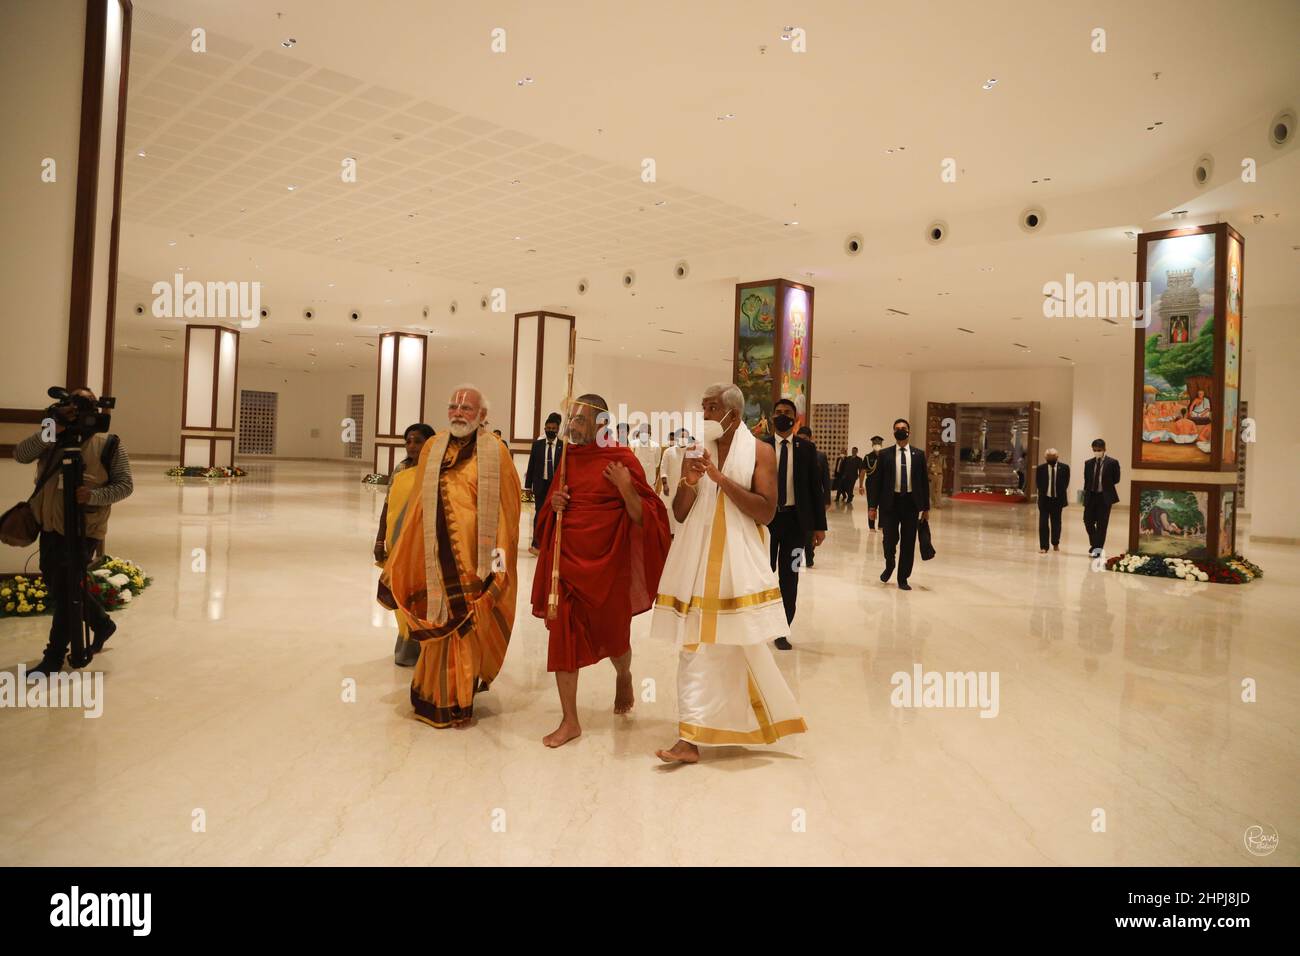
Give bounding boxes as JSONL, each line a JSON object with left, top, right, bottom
{"left": 568, "top": 392, "right": 610, "bottom": 446}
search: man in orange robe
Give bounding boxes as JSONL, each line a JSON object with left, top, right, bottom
{"left": 379, "top": 386, "right": 520, "bottom": 728}
{"left": 531, "top": 394, "right": 670, "bottom": 748}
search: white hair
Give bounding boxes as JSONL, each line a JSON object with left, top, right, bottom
{"left": 703, "top": 382, "right": 744, "bottom": 414}
{"left": 1045, "top": 447, "right": 1058, "bottom": 456}
{"left": 450, "top": 383, "right": 489, "bottom": 414}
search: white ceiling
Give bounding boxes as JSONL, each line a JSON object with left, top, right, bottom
{"left": 116, "top": 0, "right": 1300, "bottom": 375}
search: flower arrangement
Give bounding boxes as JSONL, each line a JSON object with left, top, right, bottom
{"left": 166, "top": 465, "right": 247, "bottom": 478}
{"left": 1106, "top": 552, "right": 1262, "bottom": 585}
{"left": 0, "top": 575, "right": 49, "bottom": 616}
{"left": 362, "top": 473, "right": 389, "bottom": 485}
{"left": 0, "top": 557, "right": 153, "bottom": 618}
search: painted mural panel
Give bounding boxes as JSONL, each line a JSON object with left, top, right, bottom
{"left": 736, "top": 284, "right": 776, "bottom": 436}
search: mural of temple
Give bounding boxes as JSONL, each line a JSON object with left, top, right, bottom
{"left": 1158, "top": 268, "right": 1200, "bottom": 344}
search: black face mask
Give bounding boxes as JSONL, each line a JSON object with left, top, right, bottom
{"left": 894, "top": 429, "right": 909, "bottom": 442}
{"left": 774, "top": 414, "right": 795, "bottom": 432}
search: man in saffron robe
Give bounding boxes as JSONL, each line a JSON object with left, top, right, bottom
{"left": 379, "top": 385, "right": 520, "bottom": 728}
{"left": 531, "top": 394, "right": 671, "bottom": 748}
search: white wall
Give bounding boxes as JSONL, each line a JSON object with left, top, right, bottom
{"left": 909, "top": 366, "right": 1075, "bottom": 465}
{"left": 815, "top": 363, "right": 912, "bottom": 450}
{"left": 109, "top": 354, "right": 183, "bottom": 457}
{"left": 1241, "top": 306, "right": 1299, "bottom": 540}
{"left": 1069, "top": 362, "right": 1133, "bottom": 502}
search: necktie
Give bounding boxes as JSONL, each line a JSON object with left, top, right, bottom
{"left": 545, "top": 440, "right": 553, "bottom": 480}
{"left": 778, "top": 439, "right": 789, "bottom": 507}
{"left": 899, "top": 447, "right": 908, "bottom": 494}
{"left": 1095, "top": 457, "right": 1102, "bottom": 492}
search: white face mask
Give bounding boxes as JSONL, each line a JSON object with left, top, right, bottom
{"left": 699, "top": 409, "right": 735, "bottom": 443}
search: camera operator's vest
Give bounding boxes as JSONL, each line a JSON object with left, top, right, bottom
{"left": 31, "top": 433, "right": 113, "bottom": 541}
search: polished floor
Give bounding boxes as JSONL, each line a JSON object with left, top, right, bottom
{"left": 1, "top": 459, "right": 1295, "bottom": 866}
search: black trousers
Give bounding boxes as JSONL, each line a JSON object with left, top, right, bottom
{"left": 1082, "top": 493, "right": 1113, "bottom": 554}
{"left": 1038, "top": 503, "right": 1063, "bottom": 549}
{"left": 866, "top": 489, "right": 879, "bottom": 528}
{"left": 881, "top": 498, "right": 920, "bottom": 582}
{"left": 38, "top": 530, "right": 109, "bottom": 660}
{"left": 530, "top": 477, "right": 552, "bottom": 546}
{"left": 768, "top": 509, "right": 803, "bottom": 625}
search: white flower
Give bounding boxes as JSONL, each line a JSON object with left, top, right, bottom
{"left": 117, "top": 590, "right": 132, "bottom": 603}
{"left": 107, "top": 573, "right": 130, "bottom": 588}
{"left": 93, "top": 568, "right": 111, "bottom": 578}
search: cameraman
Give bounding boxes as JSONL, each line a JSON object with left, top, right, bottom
{"left": 13, "top": 386, "right": 133, "bottom": 674}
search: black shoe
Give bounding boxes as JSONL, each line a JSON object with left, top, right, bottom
{"left": 28, "top": 651, "right": 64, "bottom": 676}
{"left": 880, "top": 565, "right": 894, "bottom": 582}
{"left": 90, "top": 619, "right": 117, "bottom": 654}
{"left": 774, "top": 637, "right": 792, "bottom": 650}
{"left": 898, "top": 580, "right": 912, "bottom": 591}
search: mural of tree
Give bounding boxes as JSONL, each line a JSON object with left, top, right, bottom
{"left": 1147, "top": 316, "right": 1215, "bottom": 392}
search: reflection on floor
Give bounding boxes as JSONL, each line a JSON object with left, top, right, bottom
{"left": 1, "top": 459, "right": 1295, "bottom": 866}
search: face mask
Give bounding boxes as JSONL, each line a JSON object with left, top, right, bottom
{"left": 894, "top": 429, "right": 909, "bottom": 442}
{"left": 773, "top": 414, "right": 794, "bottom": 433}
{"left": 1046, "top": 458, "right": 1057, "bottom": 465}
{"left": 700, "top": 409, "right": 734, "bottom": 443}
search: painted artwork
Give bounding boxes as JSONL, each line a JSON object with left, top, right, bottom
{"left": 781, "top": 285, "right": 810, "bottom": 430}
{"left": 1137, "top": 489, "right": 1209, "bottom": 558}
{"left": 1222, "top": 235, "right": 1243, "bottom": 466}
{"left": 736, "top": 284, "right": 776, "bottom": 436}
{"left": 1219, "top": 489, "right": 1236, "bottom": 557}
{"left": 1139, "top": 232, "right": 1216, "bottom": 465}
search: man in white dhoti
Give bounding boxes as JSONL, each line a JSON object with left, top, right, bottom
{"left": 629, "top": 424, "right": 661, "bottom": 486}
{"left": 651, "top": 384, "right": 808, "bottom": 764}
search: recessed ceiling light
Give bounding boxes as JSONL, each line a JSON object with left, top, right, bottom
{"left": 1171, "top": 209, "right": 1188, "bottom": 219}
{"left": 716, "top": 113, "right": 736, "bottom": 121}
{"left": 516, "top": 76, "right": 535, "bottom": 86}
{"left": 509, "top": 179, "right": 521, "bottom": 185}
{"left": 136, "top": 150, "right": 146, "bottom": 158}
{"left": 653, "top": 200, "right": 667, "bottom": 206}
{"left": 957, "top": 327, "right": 975, "bottom": 334}
{"left": 982, "top": 78, "right": 998, "bottom": 90}
{"left": 1013, "top": 342, "right": 1031, "bottom": 351}
{"left": 783, "top": 220, "right": 799, "bottom": 226}
{"left": 1123, "top": 230, "right": 1138, "bottom": 239}
{"left": 884, "top": 145, "right": 907, "bottom": 154}
{"left": 281, "top": 38, "right": 296, "bottom": 48}
{"left": 286, "top": 184, "right": 297, "bottom": 191}
{"left": 327, "top": 282, "right": 335, "bottom": 287}
{"left": 979, "top": 266, "right": 994, "bottom": 272}
{"left": 167, "top": 240, "right": 176, "bottom": 246}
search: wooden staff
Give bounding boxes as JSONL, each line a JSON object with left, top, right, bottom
{"left": 546, "top": 327, "right": 578, "bottom": 621}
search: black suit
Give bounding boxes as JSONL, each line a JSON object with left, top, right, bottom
{"left": 524, "top": 435, "right": 563, "bottom": 546}
{"left": 1034, "top": 460, "right": 1070, "bottom": 550}
{"left": 807, "top": 448, "right": 831, "bottom": 565}
{"left": 1081, "top": 455, "right": 1121, "bottom": 554}
{"left": 868, "top": 444, "right": 930, "bottom": 583}
{"left": 763, "top": 433, "right": 828, "bottom": 624}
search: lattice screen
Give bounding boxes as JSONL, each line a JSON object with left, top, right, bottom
{"left": 811, "top": 403, "right": 849, "bottom": 457}
{"left": 1236, "top": 400, "right": 1247, "bottom": 508}
{"left": 238, "top": 390, "right": 277, "bottom": 456}
{"left": 346, "top": 394, "right": 364, "bottom": 460}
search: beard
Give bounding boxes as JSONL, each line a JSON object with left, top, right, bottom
{"left": 448, "top": 420, "right": 476, "bottom": 438}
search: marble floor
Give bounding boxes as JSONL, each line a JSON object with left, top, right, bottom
{"left": 1, "top": 459, "right": 1295, "bottom": 867}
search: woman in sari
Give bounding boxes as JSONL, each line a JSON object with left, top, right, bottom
{"left": 374, "top": 424, "right": 434, "bottom": 665}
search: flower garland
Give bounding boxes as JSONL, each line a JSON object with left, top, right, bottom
{"left": 361, "top": 473, "right": 389, "bottom": 485}
{"left": 0, "top": 557, "right": 153, "bottom": 618}
{"left": 166, "top": 465, "right": 247, "bottom": 478}
{"left": 1106, "top": 552, "right": 1263, "bottom": 585}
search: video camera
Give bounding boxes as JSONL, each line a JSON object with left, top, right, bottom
{"left": 46, "top": 387, "right": 115, "bottom": 444}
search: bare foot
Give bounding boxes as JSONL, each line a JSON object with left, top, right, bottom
{"left": 543, "top": 720, "right": 581, "bottom": 748}
{"left": 655, "top": 739, "right": 699, "bottom": 764}
{"left": 614, "top": 671, "right": 634, "bottom": 714}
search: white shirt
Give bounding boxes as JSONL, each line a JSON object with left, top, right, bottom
{"left": 660, "top": 443, "right": 683, "bottom": 496}
{"left": 1046, "top": 462, "right": 1056, "bottom": 497}
{"left": 776, "top": 434, "right": 796, "bottom": 506}
{"left": 630, "top": 437, "right": 661, "bottom": 484}
{"left": 894, "top": 445, "right": 912, "bottom": 494}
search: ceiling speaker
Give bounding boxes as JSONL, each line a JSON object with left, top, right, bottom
{"left": 1019, "top": 208, "right": 1045, "bottom": 233}
{"left": 1269, "top": 108, "right": 1295, "bottom": 147}
{"left": 259, "top": 307, "right": 270, "bottom": 320}
{"left": 421, "top": 306, "right": 429, "bottom": 319}
{"left": 577, "top": 278, "right": 589, "bottom": 295}
{"left": 302, "top": 307, "right": 314, "bottom": 320}
{"left": 1192, "top": 154, "right": 1214, "bottom": 187}
{"left": 925, "top": 220, "right": 948, "bottom": 244}
{"left": 480, "top": 295, "right": 489, "bottom": 311}
{"left": 449, "top": 300, "right": 458, "bottom": 315}
{"left": 674, "top": 260, "right": 690, "bottom": 279}
{"left": 349, "top": 309, "right": 361, "bottom": 322}
{"left": 622, "top": 269, "right": 636, "bottom": 289}
{"left": 133, "top": 303, "right": 145, "bottom": 316}
{"left": 844, "top": 233, "right": 864, "bottom": 256}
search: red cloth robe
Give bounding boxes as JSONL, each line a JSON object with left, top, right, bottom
{"left": 531, "top": 440, "right": 671, "bottom": 672}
